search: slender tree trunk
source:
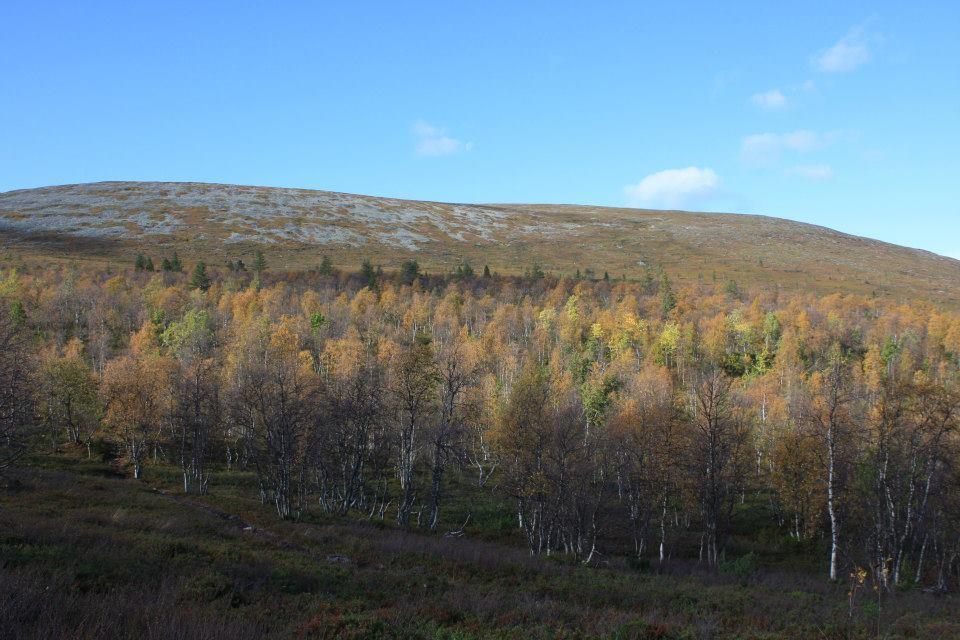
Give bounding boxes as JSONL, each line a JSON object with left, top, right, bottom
{"left": 659, "top": 495, "right": 668, "bottom": 563}
{"left": 428, "top": 439, "right": 444, "bottom": 530}
{"left": 827, "top": 422, "right": 839, "bottom": 581}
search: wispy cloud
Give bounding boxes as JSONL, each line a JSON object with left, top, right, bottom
{"left": 741, "top": 130, "right": 838, "bottom": 167}
{"left": 412, "top": 120, "right": 472, "bottom": 157}
{"left": 751, "top": 89, "right": 788, "bottom": 110}
{"left": 812, "top": 25, "right": 876, "bottom": 73}
{"left": 785, "top": 164, "right": 834, "bottom": 180}
{"left": 624, "top": 167, "right": 720, "bottom": 209}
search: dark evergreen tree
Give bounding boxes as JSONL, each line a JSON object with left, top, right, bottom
{"left": 400, "top": 259, "right": 420, "bottom": 285}
{"left": 360, "top": 258, "right": 377, "bottom": 288}
{"left": 253, "top": 250, "right": 267, "bottom": 275}
{"left": 725, "top": 279, "right": 740, "bottom": 298}
{"left": 318, "top": 255, "right": 334, "bottom": 276}
{"left": 190, "top": 262, "right": 211, "bottom": 292}
{"left": 640, "top": 268, "right": 655, "bottom": 294}
{"left": 134, "top": 254, "right": 146, "bottom": 272}
{"left": 454, "top": 261, "right": 474, "bottom": 280}
{"left": 660, "top": 271, "right": 676, "bottom": 317}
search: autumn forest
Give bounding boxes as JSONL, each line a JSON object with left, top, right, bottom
{"left": 2, "top": 253, "right": 960, "bottom": 638}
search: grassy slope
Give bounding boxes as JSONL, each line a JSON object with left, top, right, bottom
{"left": 2, "top": 453, "right": 958, "bottom": 640}
{"left": 1, "top": 182, "right": 959, "bottom": 308}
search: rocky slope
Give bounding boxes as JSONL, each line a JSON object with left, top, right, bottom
{"left": 1, "top": 181, "right": 957, "bottom": 305}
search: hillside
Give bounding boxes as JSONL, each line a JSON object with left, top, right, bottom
{"left": 1, "top": 181, "right": 958, "bottom": 305}
{"left": 4, "top": 452, "right": 957, "bottom": 639}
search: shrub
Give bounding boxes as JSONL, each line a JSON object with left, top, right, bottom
{"left": 720, "top": 552, "right": 759, "bottom": 582}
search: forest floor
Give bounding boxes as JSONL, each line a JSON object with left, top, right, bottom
{"left": 1, "top": 450, "right": 958, "bottom": 639}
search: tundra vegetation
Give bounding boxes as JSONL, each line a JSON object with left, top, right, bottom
{"left": 1, "top": 253, "right": 959, "bottom": 639}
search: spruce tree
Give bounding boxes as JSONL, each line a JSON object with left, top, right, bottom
{"left": 640, "top": 269, "right": 655, "bottom": 294}
{"left": 253, "top": 250, "right": 267, "bottom": 275}
{"left": 454, "top": 261, "right": 474, "bottom": 280}
{"left": 190, "top": 262, "right": 211, "bottom": 292}
{"left": 400, "top": 259, "right": 420, "bottom": 285}
{"left": 660, "top": 272, "right": 676, "bottom": 317}
{"left": 360, "top": 259, "right": 376, "bottom": 288}
{"left": 134, "top": 254, "right": 146, "bottom": 272}
{"left": 318, "top": 255, "right": 334, "bottom": 276}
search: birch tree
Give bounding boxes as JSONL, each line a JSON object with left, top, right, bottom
{"left": 37, "top": 338, "right": 100, "bottom": 453}
{"left": 806, "top": 349, "right": 854, "bottom": 581}
{"left": 228, "top": 316, "right": 317, "bottom": 518}
{"left": 101, "top": 323, "right": 175, "bottom": 479}
{"left": 426, "top": 332, "right": 481, "bottom": 530}
{"left": 164, "top": 309, "right": 220, "bottom": 494}
{"left": 0, "top": 307, "right": 34, "bottom": 471}
{"left": 684, "top": 369, "right": 749, "bottom": 566}
{"left": 389, "top": 330, "right": 439, "bottom": 527}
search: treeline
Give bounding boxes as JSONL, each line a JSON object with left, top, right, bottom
{"left": 1, "top": 256, "right": 959, "bottom": 592}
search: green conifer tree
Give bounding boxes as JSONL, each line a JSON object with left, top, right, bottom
{"left": 400, "top": 259, "right": 420, "bottom": 285}
{"left": 318, "top": 255, "right": 334, "bottom": 276}
{"left": 360, "top": 259, "right": 374, "bottom": 286}
{"left": 253, "top": 250, "right": 266, "bottom": 275}
{"left": 660, "top": 272, "right": 676, "bottom": 317}
{"left": 190, "top": 262, "right": 211, "bottom": 292}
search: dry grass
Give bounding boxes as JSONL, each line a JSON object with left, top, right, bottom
{"left": 1, "top": 453, "right": 958, "bottom": 639}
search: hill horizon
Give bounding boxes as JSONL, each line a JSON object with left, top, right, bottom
{"left": 1, "top": 180, "right": 958, "bottom": 307}
{"left": 3, "top": 179, "right": 957, "bottom": 258}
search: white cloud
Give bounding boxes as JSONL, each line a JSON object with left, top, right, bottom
{"left": 813, "top": 26, "right": 873, "bottom": 73}
{"left": 741, "top": 130, "right": 829, "bottom": 166}
{"left": 751, "top": 89, "right": 788, "bottom": 110}
{"left": 785, "top": 164, "right": 834, "bottom": 180}
{"left": 412, "top": 120, "right": 472, "bottom": 157}
{"left": 624, "top": 167, "right": 720, "bottom": 209}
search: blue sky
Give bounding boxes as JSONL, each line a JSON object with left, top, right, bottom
{"left": 2, "top": 1, "right": 958, "bottom": 258}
